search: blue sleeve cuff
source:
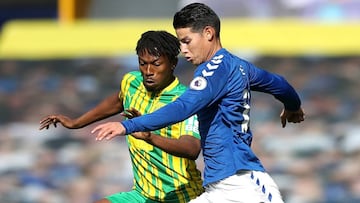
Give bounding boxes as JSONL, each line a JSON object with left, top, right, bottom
{"left": 121, "top": 119, "right": 132, "bottom": 135}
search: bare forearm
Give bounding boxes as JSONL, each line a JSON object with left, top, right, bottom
{"left": 74, "top": 93, "right": 123, "bottom": 128}
{"left": 146, "top": 134, "right": 201, "bottom": 160}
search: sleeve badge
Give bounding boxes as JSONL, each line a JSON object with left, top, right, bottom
{"left": 190, "top": 76, "right": 207, "bottom": 90}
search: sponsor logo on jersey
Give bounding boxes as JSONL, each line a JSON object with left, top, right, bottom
{"left": 190, "top": 76, "right": 207, "bottom": 90}
{"left": 185, "top": 116, "right": 199, "bottom": 133}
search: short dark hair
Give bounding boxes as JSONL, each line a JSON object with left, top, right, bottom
{"left": 136, "top": 30, "right": 180, "bottom": 64}
{"left": 173, "top": 3, "right": 220, "bottom": 37}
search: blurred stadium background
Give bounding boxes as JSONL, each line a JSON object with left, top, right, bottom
{"left": 0, "top": 0, "right": 359, "bottom": 202}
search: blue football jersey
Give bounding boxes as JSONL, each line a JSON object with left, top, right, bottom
{"left": 122, "top": 48, "right": 301, "bottom": 186}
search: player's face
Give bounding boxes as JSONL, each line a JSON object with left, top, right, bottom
{"left": 176, "top": 27, "right": 211, "bottom": 66}
{"left": 138, "top": 50, "right": 175, "bottom": 92}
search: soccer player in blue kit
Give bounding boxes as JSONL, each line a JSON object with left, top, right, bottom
{"left": 92, "top": 3, "right": 305, "bottom": 203}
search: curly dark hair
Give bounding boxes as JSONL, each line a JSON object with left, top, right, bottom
{"left": 136, "top": 30, "right": 180, "bottom": 65}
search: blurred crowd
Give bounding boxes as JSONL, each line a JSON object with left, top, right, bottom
{"left": 0, "top": 55, "right": 360, "bottom": 203}
{"left": 178, "top": 0, "right": 360, "bottom": 21}
{"left": 2, "top": 0, "right": 360, "bottom": 30}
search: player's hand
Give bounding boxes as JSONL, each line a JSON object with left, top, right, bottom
{"left": 131, "top": 131, "right": 152, "bottom": 142}
{"left": 91, "top": 122, "right": 126, "bottom": 141}
{"left": 280, "top": 108, "right": 305, "bottom": 128}
{"left": 121, "top": 108, "right": 152, "bottom": 141}
{"left": 39, "top": 114, "right": 76, "bottom": 130}
{"left": 121, "top": 108, "right": 142, "bottom": 119}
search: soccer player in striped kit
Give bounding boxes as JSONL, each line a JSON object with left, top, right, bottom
{"left": 92, "top": 3, "right": 305, "bottom": 203}
{"left": 40, "top": 30, "right": 203, "bottom": 203}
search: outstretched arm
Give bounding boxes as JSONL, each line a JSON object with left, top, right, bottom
{"left": 39, "top": 92, "right": 123, "bottom": 130}
{"left": 92, "top": 108, "right": 201, "bottom": 160}
{"left": 247, "top": 63, "right": 305, "bottom": 127}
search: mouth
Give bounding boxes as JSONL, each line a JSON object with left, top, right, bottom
{"left": 144, "top": 78, "right": 155, "bottom": 85}
{"left": 143, "top": 79, "right": 157, "bottom": 91}
{"left": 185, "top": 57, "right": 192, "bottom": 62}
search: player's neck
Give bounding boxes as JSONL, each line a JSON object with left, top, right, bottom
{"left": 207, "top": 41, "right": 222, "bottom": 61}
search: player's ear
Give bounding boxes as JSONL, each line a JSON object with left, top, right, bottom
{"left": 204, "top": 26, "right": 214, "bottom": 41}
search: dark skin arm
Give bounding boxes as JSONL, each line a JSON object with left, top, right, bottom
{"left": 122, "top": 108, "right": 201, "bottom": 160}
{"left": 39, "top": 94, "right": 200, "bottom": 160}
{"left": 39, "top": 92, "right": 123, "bottom": 130}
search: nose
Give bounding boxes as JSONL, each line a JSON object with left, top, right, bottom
{"left": 145, "top": 64, "right": 153, "bottom": 75}
{"left": 180, "top": 44, "right": 188, "bottom": 54}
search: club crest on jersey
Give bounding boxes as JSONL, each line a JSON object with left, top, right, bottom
{"left": 190, "top": 76, "right": 207, "bottom": 90}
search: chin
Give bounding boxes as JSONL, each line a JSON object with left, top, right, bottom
{"left": 144, "top": 86, "right": 157, "bottom": 92}
{"left": 191, "top": 60, "right": 200, "bottom": 66}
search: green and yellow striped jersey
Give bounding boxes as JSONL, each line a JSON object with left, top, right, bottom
{"left": 120, "top": 71, "right": 203, "bottom": 202}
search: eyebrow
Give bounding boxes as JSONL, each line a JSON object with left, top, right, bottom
{"left": 138, "top": 56, "right": 161, "bottom": 63}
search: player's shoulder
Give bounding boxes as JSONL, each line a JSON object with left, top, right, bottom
{"left": 199, "top": 49, "right": 246, "bottom": 73}
{"left": 123, "top": 71, "right": 142, "bottom": 80}
{"left": 121, "top": 71, "right": 142, "bottom": 88}
{"left": 206, "top": 48, "right": 242, "bottom": 67}
{"left": 124, "top": 70, "right": 141, "bottom": 78}
{"left": 167, "top": 79, "right": 187, "bottom": 95}
{"left": 222, "top": 50, "right": 255, "bottom": 72}
{"left": 175, "top": 82, "right": 188, "bottom": 92}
